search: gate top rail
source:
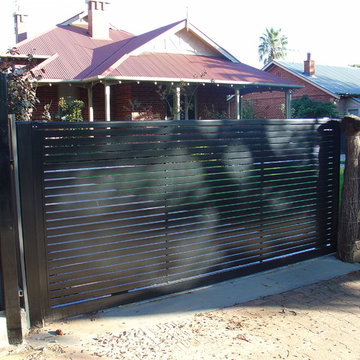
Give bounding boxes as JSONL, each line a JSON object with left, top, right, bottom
{"left": 16, "top": 118, "right": 340, "bottom": 129}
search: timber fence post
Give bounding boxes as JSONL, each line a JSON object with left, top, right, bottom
{"left": 338, "top": 114, "right": 360, "bottom": 262}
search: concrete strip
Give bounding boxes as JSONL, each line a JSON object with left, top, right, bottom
{"left": 0, "top": 310, "right": 29, "bottom": 349}
{"left": 0, "top": 313, "right": 8, "bottom": 348}
{"left": 97, "top": 254, "right": 360, "bottom": 325}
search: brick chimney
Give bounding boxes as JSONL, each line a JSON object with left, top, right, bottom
{"left": 86, "top": 0, "right": 110, "bottom": 39}
{"left": 304, "top": 52, "right": 315, "bottom": 76}
{"left": 14, "top": 13, "right": 28, "bottom": 43}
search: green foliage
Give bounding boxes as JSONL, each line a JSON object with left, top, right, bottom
{"left": 156, "top": 71, "right": 208, "bottom": 119}
{"left": 242, "top": 100, "right": 258, "bottom": 119}
{"left": 202, "top": 104, "right": 228, "bottom": 119}
{"left": 258, "top": 28, "right": 288, "bottom": 65}
{"left": 123, "top": 99, "right": 158, "bottom": 120}
{"left": 291, "top": 95, "right": 338, "bottom": 118}
{"left": 41, "top": 102, "right": 52, "bottom": 121}
{"left": 0, "top": 48, "right": 42, "bottom": 121}
{"left": 55, "top": 97, "right": 84, "bottom": 122}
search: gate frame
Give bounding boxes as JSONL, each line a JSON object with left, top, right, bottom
{"left": 17, "top": 123, "right": 49, "bottom": 327}
{"left": 16, "top": 118, "right": 341, "bottom": 326}
{"left": 0, "top": 73, "right": 23, "bottom": 344}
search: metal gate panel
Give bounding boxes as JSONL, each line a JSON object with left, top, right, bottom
{"left": 16, "top": 119, "right": 340, "bottom": 324}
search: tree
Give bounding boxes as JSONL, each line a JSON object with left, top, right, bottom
{"left": 258, "top": 28, "right": 288, "bottom": 65}
{"left": 338, "top": 114, "right": 360, "bottom": 262}
{"left": 291, "top": 95, "right": 338, "bottom": 118}
{"left": 242, "top": 99, "right": 258, "bottom": 119}
{"left": 0, "top": 48, "right": 42, "bottom": 121}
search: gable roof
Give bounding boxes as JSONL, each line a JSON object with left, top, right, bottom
{"left": 265, "top": 60, "right": 360, "bottom": 96}
{"left": 14, "top": 24, "right": 134, "bottom": 80}
{"left": 82, "top": 20, "right": 187, "bottom": 78}
{"left": 9, "top": 15, "right": 299, "bottom": 92}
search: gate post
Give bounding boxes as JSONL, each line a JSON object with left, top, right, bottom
{"left": 16, "top": 122, "right": 48, "bottom": 327}
{"left": 0, "top": 74, "right": 23, "bottom": 344}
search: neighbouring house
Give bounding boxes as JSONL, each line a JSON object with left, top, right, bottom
{"left": 2, "top": 0, "right": 301, "bottom": 121}
{"left": 241, "top": 53, "right": 360, "bottom": 119}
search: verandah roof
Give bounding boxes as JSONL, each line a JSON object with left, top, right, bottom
{"left": 85, "top": 52, "right": 298, "bottom": 94}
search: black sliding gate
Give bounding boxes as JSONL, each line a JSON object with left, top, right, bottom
{"left": 16, "top": 119, "right": 340, "bottom": 325}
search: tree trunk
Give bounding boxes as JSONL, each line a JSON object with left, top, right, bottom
{"left": 338, "top": 115, "right": 360, "bottom": 262}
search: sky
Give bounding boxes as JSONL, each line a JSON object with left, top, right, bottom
{"left": 0, "top": 0, "right": 359, "bottom": 69}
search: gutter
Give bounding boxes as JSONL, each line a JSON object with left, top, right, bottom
{"left": 0, "top": 54, "right": 50, "bottom": 60}
{"left": 37, "top": 75, "right": 302, "bottom": 91}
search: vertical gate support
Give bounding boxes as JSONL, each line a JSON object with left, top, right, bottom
{"left": 338, "top": 114, "right": 360, "bottom": 262}
{"left": 0, "top": 74, "right": 23, "bottom": 344}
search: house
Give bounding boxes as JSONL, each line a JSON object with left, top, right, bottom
{"left": 4, "top": 1, "right": 301, "bottom": 121}
{"left": 242, "top": 53, "right": 360, "bottom": 119}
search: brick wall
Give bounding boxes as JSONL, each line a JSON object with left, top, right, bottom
{"left": 112, "top": 83, "right": 131, "bottom": 120}
{"left": 92, "top": 83, "right": 105, "bottom": 121}
{"left": 130, "top": 83, "right": 167, "bottom": 119}
{"left": 89, "top": 82, "right": 167, "bottom": 120}
{"left": 34, "top": 82, "right": 231, "bottom": 121}
{"left": 243, "top": 65, "right": 336, "bottom": 119}
{"left": 197, "top": 85, "right": 230, "bottom": 119}
{"left": 33, "top": 85, "right": 58, "bottom": 120}
{"left": 79, "top": 87, "right": 88, "bottom": 121}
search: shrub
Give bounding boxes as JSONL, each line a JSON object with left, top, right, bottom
{"left": 55, "top": 97, "right": 84, "bottom": 122}
{"left": 291, "top": 95, "right": 338, "bottom": 118}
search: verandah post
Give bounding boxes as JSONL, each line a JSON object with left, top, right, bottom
{"left": 285, "top": 90, "right": 292, "bottom": 119}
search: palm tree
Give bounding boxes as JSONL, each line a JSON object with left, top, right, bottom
{"left": 258, "top": 28, "right": 288, "bottom": 65}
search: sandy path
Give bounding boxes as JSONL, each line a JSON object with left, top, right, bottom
{"left": 3, "top": 271, "right": 360, "bottom": 359}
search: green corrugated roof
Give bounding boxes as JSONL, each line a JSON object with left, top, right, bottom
{"left": 276, "top": 61, "right": 360, "bottom": 96}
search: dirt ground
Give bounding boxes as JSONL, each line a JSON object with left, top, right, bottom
{"left": 2, "top": 271, "right": 360, "bottom": 360}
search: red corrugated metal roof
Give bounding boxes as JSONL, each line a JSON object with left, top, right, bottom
{"left": 83, "top": 20, "right": 185, "bottom": 78}
{"left": 107, "top": 53, "right": 294, "bottom": 86}
{"left": 13, "top": 19, "right": 298, "bottom": 89}
{"left": 16, "top": 25, "right": 134, "bottom": 80}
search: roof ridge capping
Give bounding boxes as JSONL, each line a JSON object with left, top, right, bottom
{"left": 96, "top": 20, "right": 187, "bottom": 77}
{"left": 184, "top": 21, "right": 240, "bottom": 63}
{"left": 58, "top": 8, "right": 119, "bottom": 31}
{"left": 95, "top": 18, "right": 242, "bottom": 78}
{"left": 58, "top": 11, "right": 86, "bottom": 26}
{"left": 266, "top": 59, "right": 360, "bottom": 70}
{"left": 127, "top": 19, "right": 240, "bottom": 63}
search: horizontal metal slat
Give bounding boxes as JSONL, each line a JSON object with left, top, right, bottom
{"left": 48, "top": 235, "right": 324, "bottom": 307}
{"left": 48, "top": 234, "right": 329, "bottom": 307}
